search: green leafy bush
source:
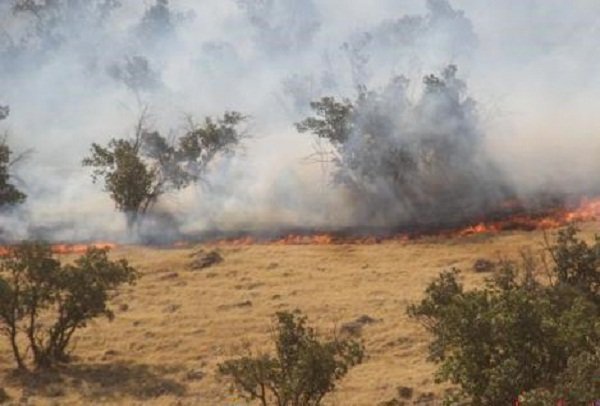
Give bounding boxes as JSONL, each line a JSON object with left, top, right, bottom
{"left": 408, "top": 226, "right": 600, "bottom": 405}
{"left": 218, "top": 310, "right": 364, "bottom": 406}
{"left": 0, "top": 243, "right": 137, "bottom": 369}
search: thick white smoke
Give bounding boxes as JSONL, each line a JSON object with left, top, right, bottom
{"left": 0, "top": 0, "right": 598, "bottom": 242}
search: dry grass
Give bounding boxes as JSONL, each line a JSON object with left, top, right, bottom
{"left": 0, "top": 223, "right": 597, "bottom": 405}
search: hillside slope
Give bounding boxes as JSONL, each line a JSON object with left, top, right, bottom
{"left": 1, "top": 223, "right": 597, "bottom": 405}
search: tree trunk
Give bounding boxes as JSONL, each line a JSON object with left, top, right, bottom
{"left": 125, "top": 211, "right": 139, "bottom": 231}
{"left": 9, "top": 327, "right": 25, "bottom": 370}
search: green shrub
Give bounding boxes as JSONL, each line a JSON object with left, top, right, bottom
{"left": 0, "top": 242, "right": 137, "bottom": 369}
{"left": 408, "top": 226, "right": 600, "bottom": 405}
{"left": 520, "top": 348, "right": 600, "bottom": 405}
{"left": 218, "top": 310, "right": 364, "bottom": 406}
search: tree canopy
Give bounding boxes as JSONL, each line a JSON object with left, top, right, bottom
{"left": 83, "top": 111, "right": 246, "bottom": 228}
{"left": 0, "top": 105, "right": 26, "bottom": 208}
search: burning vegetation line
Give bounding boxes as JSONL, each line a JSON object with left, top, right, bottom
{"left": 194, "top": 196, "right": 600, "bottom": 246}
{"left": 0, "top": 242, "right": 117, "bottom": 256}
{"left": 0, "top": 197, "right": 598, "bottom": 250}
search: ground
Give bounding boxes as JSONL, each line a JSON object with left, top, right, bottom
{"left": 0, "top": 222, "right": 598, "bottom": 405}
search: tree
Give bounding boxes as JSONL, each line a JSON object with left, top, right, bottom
{"left": 0, "top": 105, "right": 8, "bottom": 121}
{"left": 107, "top": 55, "right": 161, "bottom": 99}
{"left": 295, "top": 66, "right": 512, "bottom": 226}
{"left": 218, "top": 310, "right": 364, "bottom": 406}
{"left": 0, "top": 242, "right": 137, "bottom": 370}
{"left": 11, "top": 0, "right": 121, "bottom": 50}
{"left": 236, "top": 0, "right": 321, "bottom": 54}
{"left": 0, "top": 105, "right": 26, "bottom": 208}
{"left": 137, "top": 0, "right": 178, "bottom": 45}
{"left": 83, "top": 111, "right": 246, "bottom": 229}
{"left": 407, "top": 226, "right": 600, "bottom": 405}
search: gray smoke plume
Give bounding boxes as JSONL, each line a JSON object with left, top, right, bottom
{"left": 0, "top": 0, "right": 599, "bottom": 242}
{"left": 296, "top": 65, "right": 512, "bottom": 228}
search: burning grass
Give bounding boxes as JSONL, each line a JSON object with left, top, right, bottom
{"left": 203, "top": 196, "right": 600, "bottom": 246}
{"left": 1, "top": 197, "right": 598, "bottom": 254}
{"left": 0, "top": 242, "right": 117, "bottom": 256}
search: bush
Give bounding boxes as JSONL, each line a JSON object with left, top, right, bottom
{"left": 218, "top": 310, "right": 364, "bottom": 406}
{"left": 407, "top": 226, "right": 600, "bottom": 405}
{"left": 0, "top": 243, "right": 137, "bottom": 369}
{"left": 520, "top": 348, "right": 600, "bottom": 405}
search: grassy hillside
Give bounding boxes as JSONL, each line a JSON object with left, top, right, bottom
{"left": 1, "top": 223, "right": 597, "bottom": 405}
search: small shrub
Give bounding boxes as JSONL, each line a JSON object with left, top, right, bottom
{"left": 189, "top": 249, "right": 223, "bottom": 270}
{"left": 397, "top": 386, "right": 414, "bottom": 399}
{"left": 472, "top": 258, "right": 495, "bottom": 273}
{"left": 218, "top": 310, "right": 364, "bottom": 406}
{"left": 0, "top": 242, "right": 137, "bottom": 369}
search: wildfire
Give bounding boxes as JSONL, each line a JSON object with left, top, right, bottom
{"left": 207, "top": 196, "right": 600, "bottom": 246}
{"left": 458, "top": 197, "right": 600, "bottom": 237}
{"left": 1, "top": 198, "right": 599, "bottom": 251}
{"left": 50, "top": 242, "right": 117, "bottom": 255}
{"left": 0, "top": 242, "right": 117, "bottom": 257}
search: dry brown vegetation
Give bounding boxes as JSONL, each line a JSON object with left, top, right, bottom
{"left": 1, "top": 222, "right": 598, "bottom": 405}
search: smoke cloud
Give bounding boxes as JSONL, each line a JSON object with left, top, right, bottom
{"left": 0, "top": 0, "right": 599, "bottom": 242}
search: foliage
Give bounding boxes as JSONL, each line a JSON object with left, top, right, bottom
{"left": 235, "top": 0, "right": 321, "bottom": 54}
{"left": 0, "top": 106, "right": 8, "bottom": 121}
{"left": 546, "top": 224, "right": 600, "bottom": 301}
{"left": 82, "top": 111, "right": 246, "bottom": 227}
{"left": 137, "top": 0, "right": 179, "bottom": 44}
{"left": 0, "top": 242, "right": 137, "bottom": 369}
{"left": 520, "top": 348, "right": 600, "bottom": 405}
{"left": 0, "top": 106, "right": 26, "bottom": 208}
{"left": 295, "top": 97, "right": 353, "bottom": 145}
{"left": 107, "top": 55, "right": 160, "bottom": 95}
{"left": 407, "top": 225, "right": 600, "bottom": 405}
{"left": 218, "top": 310, "right": 364, "bottom": 406}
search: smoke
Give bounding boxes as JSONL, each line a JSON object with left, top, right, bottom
{"left": 302, "top": 65, "right": 513, "bottom": 228}
{"left": 0, "top": 0, "right": 599, "bottom": 242}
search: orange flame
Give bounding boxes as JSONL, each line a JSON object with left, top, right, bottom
{"left": 0, "top": 242, "right": 117, "bottom": 257}
{"left": 457, "top": 197, "right": 600, "bottom": 237}
{"left": 0, "top": 198, "right": 599, "bottom": 251}
{"left": 206, "top": 197, "right": 600, "bottom": 246}
{"left": 50, "top": 242, "right": 117, "bottom": 255}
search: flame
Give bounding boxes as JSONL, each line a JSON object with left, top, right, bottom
{"left": 0, "top": 198, "right": 599, "bottom": 251}
{"left": 0, "top": 242, "right": 117, "bottom": 257}
{"left": 206, "top": 197, "right": 600, "bottom": 245}
{"left": 50, "top": 242, "right": 117, "bottom": 255}
{"left": 457, "top": 197, "right": 600, "bottom": 237}
{"left": 565, "top": 197, "right": 600, "bottom": 222}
